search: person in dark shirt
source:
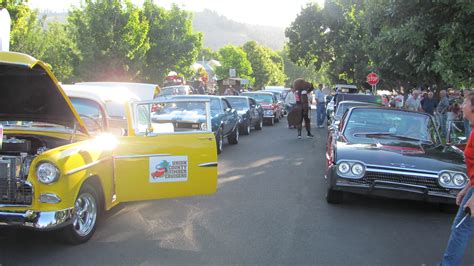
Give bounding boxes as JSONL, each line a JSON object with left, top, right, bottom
{"left": 420, "top": 91, "right": 437, "bottom": 115}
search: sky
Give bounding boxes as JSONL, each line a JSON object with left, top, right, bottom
{"left": 28, "top": 0, "right": 324, "bottom": 28}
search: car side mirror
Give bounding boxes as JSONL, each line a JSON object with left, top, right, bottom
{"left": 225, "top": 108, "right": 232, "bottom": 113}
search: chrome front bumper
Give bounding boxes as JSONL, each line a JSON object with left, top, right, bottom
{"left": 0, "top": 208, "right": 75, "bottom": 231}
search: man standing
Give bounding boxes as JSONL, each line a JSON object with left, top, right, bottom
{"left": 437, "top": 90, "right": 450, "bottom": 136}
{"left": 285, "top": 87, "right": 297, "bottom": 129}
{"left": 315, "top": 84, "right": 326, "bottom": 128}
{"left": 421, "top": 91, "right": 437, "bottom": 115}
{"left": 404, "top": 90, "right": 422, "bottom": 111}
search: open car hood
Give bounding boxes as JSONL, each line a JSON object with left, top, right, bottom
{"left": 0, "top": 52, "right": 87, "bottom": 134}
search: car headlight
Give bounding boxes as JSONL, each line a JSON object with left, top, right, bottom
{"left": 36, "top": 162, "right": 60, "bottom": 184}
{"left": 200, "top": 123, "right": 208, "bottom": 131}
{"left": 453, "top": 174, "right": 467, "bottom": 186}
{"left": 439, "top": 173, "right": 451, "bottom": 185}
{"left": 338, "top": 162, "right": 350, "bottom": 174}
{"left": 351, "top": 163, "right": 365, "bottom": 176}
{"left": 438, "top": 171, "right": 467, "bottom": 189}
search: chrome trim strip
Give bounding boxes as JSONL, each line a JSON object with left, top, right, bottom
{"left": 65, "top": 157, "right": 112, "bottom": 176}
{"left": 373, "top": 180, "right": 428, "bottom": 190}
{"left": 366, "top": 168, "right": 438, "bottom": 178}
{"left": 113, "top": 154, "right": 171, "bottom": 159}
{"left": 365, "top": 164, "right": 438, "bottom": 175}
{"left": 199, "top": 162, "right": 218, "bottom": 168}
{"left": 0, "top": 208, "right": 75, "bottom": 230}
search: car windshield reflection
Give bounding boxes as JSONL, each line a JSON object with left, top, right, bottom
{"left": 343, "top": 108, "right": 438, "bottom": 144}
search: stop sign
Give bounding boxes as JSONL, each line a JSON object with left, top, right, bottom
{"left": 367, "top": 72, "right": 379, "bottom": 86}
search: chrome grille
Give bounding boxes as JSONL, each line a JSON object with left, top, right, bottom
{"left": 350, "top": 171, "right": 448, "bottom": 193}
{"left": 0, "top": 157, "right": 33, "bottom": 206}
{"left": 0, "top": 180, "right": 33, "bottom": 205}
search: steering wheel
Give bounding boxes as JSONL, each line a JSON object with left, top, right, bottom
{"left": 80, "top": 114, "right": 102, "bottom": 132}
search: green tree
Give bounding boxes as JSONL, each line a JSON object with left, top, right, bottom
{"left": 142, "top": 1, "right": 202, "bottom": 83}
{"left": 68, "top": 0, "right": 149, "bottom": 81}
{"left": 215, "top": 45, "right": 253, "bottom": 83}
{"left": 286, "top": 1, "right": 371, "bottom": 88}
{"left": 242, "top": 41, "right": 286, "bottom": 89}
{"left": 198, "top": 47, "right": 218, "bottom": 61}
{"left": 3, "top": 0, "right": 45, "bottom": 56}
{"left": 42, "top": 23, "right": 81, "bottom": 82}
{"left": 280, "top": 47, "right": 328, "bottom": 87}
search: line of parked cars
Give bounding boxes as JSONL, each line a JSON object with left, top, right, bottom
{"left": 0, "top": 52, "right": 290, "bottom": 245}
{"left": 325, "top": 90, "right": 468, "bottom": 207}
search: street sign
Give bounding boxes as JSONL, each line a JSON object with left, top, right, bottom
{"left": 367, "top": 72, "right": 379, "bottom": 86}
{"left": 229, "top": 68, "right": 236, "bottom": 78}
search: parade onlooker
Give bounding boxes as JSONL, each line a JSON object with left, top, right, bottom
{"left": 284, "top": 86, "right": 296, "bottom": 113}
{"left": 315, "top": 84, "right": 326, "bottom": 128}
{"left": 395, "top": 93, "right": 404, "bottom": 109}
{"left": 404, "top": 90, "right": 422, "bottom": 111}
{"left": 464, "top": 90, "right": 472, "bottom": 138}
{"left": 437, "top": 90, "right": 450, "bottom": 136}
{"left": 440, "top": 91, "right": 474, "bottom": 265}
{"left": 420, "top": 91, "right": 437, "bottom": 115}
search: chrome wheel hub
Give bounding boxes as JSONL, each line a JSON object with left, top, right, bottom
{"left": 73, "top": 192, "right": 97, "bottom": 237}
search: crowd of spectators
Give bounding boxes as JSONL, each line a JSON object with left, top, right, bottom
{"left": 383, "top": 88, "right": 470, "bottom": 138}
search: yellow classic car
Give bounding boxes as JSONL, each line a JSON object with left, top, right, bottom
{"left": 0, "top": 52, "right": 217, "bottom": 244}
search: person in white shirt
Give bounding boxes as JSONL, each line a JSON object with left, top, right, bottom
{"left": 285, "top": 87, "right": 297, "bottom": 128}
{"left": 285, "top": 87, "right": 297, "bottom": 111}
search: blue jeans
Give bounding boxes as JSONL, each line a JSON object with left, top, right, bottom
{"left": 464, "top": 119, "right": 471, "bottom": 139}
{"left": 437, "top": 113, "right": 448, "bottom": 137}
{"left": 440, "top": 188, "right": 474, "bottom": 265}
{"left": 316, "top": 103, "right": 326, "bottom": 126}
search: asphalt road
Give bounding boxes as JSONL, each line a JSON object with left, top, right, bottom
{"left": 1, "top": 111, "right": 473, "bottom": 265}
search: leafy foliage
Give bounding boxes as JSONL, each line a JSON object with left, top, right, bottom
{"left": 68, "top": 0, "right": 149, "bottom": 81}
{"left": 242, "top": 41, "right": 285, "bottom": 89}
{"left": 286, "top": 0, "right": 474, "bottom": 89}
{"left": 141, "top": 1, "right": 202, "bottom": 83}
{"left": 215, "top": 45, "right": 253, "bottom": 83}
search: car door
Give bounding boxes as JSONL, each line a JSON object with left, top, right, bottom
{"left": 248, "top": 98, "right": 258, "bottom": 125}
{"left": 113, "top": 99, "right": 217, "bottom": 203}
{"left": 221, "top": 99, "right": 233, "bottom": 135}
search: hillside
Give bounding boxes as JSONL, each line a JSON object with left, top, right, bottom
{"left": 193, "top": 9, "right": 286, "bottom": 51}
{"left": 41, "top": 9, "right": 286, "bottom": 51}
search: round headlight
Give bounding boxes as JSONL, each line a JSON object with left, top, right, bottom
{"left": 36, "top": 162, "right": 60, "bottom": 184}
{"left": 200, "top": 123, "right": 208, "bottom": 131}
{"left": 338, "top": 162, "right": 350, "bottom": 174}
{"left": 351, "top": 163, "right": 365, "bottom": 176}
{"left": 439, "top": 172, "right": 452, "bottom": 185}
{"left": 453, "top": 174, "right": 466, "bottom": 186}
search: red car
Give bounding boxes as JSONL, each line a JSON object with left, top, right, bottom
{"left": 241, "top": 92, "right": 283, "bottom": 126}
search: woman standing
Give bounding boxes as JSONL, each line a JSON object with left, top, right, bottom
{"left": 440, "top": 92, "right": 474, "bottom": 265}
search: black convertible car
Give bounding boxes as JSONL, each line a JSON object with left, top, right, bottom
{"left": 225, "top": 96, "right": 264, "bottom": 135}
{"left": 325, "top": 107, "right": 467, "bottom": 204}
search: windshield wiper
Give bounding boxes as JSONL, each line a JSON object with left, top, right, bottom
{"left": 354, "top": 132, "right": 432, "bottom": 143}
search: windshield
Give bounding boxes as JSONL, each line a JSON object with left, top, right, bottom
{"left": 343, "top": 109, "right": 438, "bottom": 144}
{"left": 226, "top": 98, "right": 249, "bottom": 110}
{"left": 70, "top": 98, "right": 106, "bottom": 133}
{"left": 336, "top": 103, "right": 374, "bottom": 118}
{"left": 134, "top": 100, "right": 210, "bottom": 134}
{"left": 242, "top": 93, "right": 273, "bottom": 104}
